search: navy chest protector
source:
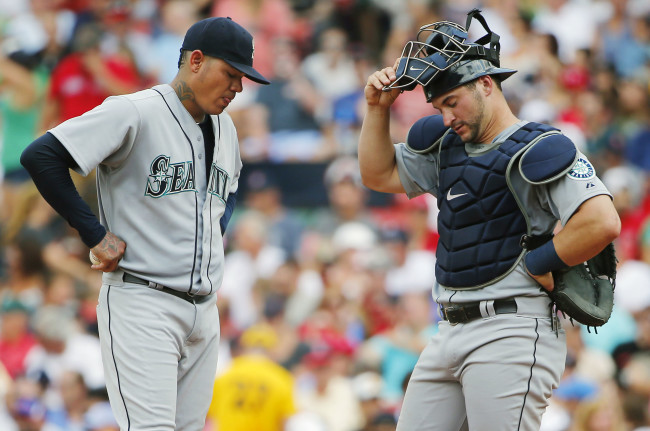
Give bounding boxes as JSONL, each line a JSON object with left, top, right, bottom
{"left": 436, "top": 122, "right": 567, "bottom": 289}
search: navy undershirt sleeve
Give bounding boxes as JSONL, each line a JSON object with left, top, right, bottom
{"left": 20, "top": 132, "right": 107, "bottom": 248}
{"left": 220, "top": 191, "right": 237, "bottom": 234}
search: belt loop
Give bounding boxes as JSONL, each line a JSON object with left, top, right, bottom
{"left": 479, "top": 300, "right": 496, "bottom": 318}
{"left": 148, "top": 281, "right": 164, "bottom": 290}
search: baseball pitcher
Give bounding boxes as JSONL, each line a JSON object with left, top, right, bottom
{"left": 21, "top": 17, "right": 269, "bottom": 431}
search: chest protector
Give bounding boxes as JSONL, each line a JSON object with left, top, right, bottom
{"left": 436, "top": 122, "right": 558, "bottom": 289}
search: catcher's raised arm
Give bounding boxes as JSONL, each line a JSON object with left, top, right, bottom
{"left": 359, "top": 59, "right": 406, "bottom": 194}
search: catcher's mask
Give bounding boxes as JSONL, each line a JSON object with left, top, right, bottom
{"left": 384, "top": 9, "right": 516, "bottom": 102}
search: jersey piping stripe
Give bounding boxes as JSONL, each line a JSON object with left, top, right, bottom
{"left": 153, "top": 88, "right": 199, "bottom": 295}
{"left": 517, "top": 318, "right": 540, "bottom": 430}
{"left": 107, "top": 286, "right": 131, "bottom": 430}
{"left": 207, "top": 193, "right": 214, "bottom": 294}
{"left": 206, "top": 116, "right": 220, "bottom": 295}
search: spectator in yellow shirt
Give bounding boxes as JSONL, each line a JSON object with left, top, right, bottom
{"left": 207, "top": 323, "right": 296, "bottom": 431}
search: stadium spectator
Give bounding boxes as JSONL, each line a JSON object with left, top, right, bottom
{"left": 207, "top": 323, "right": 296, "bottom": 431}
{"left": 219, "top": 210, "right": 286, "bottom": 331}
{"left": 243, "top": 169, "right": 305, "bottom": 258}
{"left": 295, "top": 330, "right": 363, "bottom": 431}
{"left": 0, "top": 49, "right": 48, "bottom": 222}
{"left": 249, "top": 36, "right": 332, "bottom": 162}
{"left": 0, "top": 300, "right": 36, "bottom": 379}
{"left": 150, "top": 0, "right": 199, "bottom": 84}
{"left": 314, "top": 156, "right": 378, "bottom": 235}
{"left": 39, "top": 22, "right": 140, "bottom": 130}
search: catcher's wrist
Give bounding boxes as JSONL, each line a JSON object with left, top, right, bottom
{"left": 524, "top": 240, "right": 568, "bottom": 276}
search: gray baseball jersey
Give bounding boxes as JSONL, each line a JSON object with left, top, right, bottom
{"left": 50, "top": 84, "right": 241, "bottom": 294}
{"left": 393, "top": 121, "right": 611, "bottom": 431}
{"left": 49, "top": 83, "right": 241, "bottom": 430}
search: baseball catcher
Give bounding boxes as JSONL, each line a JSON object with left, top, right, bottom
{"left": 359, "top": 8, "right": 620, "bottom": 431}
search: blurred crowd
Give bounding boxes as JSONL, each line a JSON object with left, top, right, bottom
{"left": 0, "top": 0, "right": 649, "bottom": 430}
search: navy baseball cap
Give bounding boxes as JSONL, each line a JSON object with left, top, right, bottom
{"left": 181, "top": 17, "right": 270, "bottom": 85}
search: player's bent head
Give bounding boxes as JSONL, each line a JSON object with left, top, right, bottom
{"left": 178, "top": 16, "right": 269, "bottom": 85}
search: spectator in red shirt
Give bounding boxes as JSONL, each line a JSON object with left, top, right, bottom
{"left": 601, "top": 165, "right": 648, "bottom": 262}
{"left": 0, "top": 300, "right": 37, "bottom": 379}
{"left": 40, "top": 22, "right": 140, "bottom": 130}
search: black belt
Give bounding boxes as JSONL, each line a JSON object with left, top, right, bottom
{"left": 123, "top": 273, "right": 206, "bottom": 303}
{"left": 441, "top": 299, "right": 518, "bottom": 324}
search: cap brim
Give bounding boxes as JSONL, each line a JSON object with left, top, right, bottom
{"left": 491, "top": 67, "right": 517, "bottom": 81}
{"left": 225, "top": 60, "right": 270, "bottom": 85}
{"left": 425, "top": 63, "right": 518, "bottom": 101}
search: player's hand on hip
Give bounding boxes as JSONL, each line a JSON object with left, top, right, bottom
{"left": 89, "top": 231, "right": 126, "bottom": 273}
{"left": 527, "top": 270, "right": 555, "bottom": 292}
{"left": 364, "top": 59, "right": 402, "bottom": 108}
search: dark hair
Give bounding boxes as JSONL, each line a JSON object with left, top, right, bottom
{"left": 492, "top": 75, "right": 503, "bottom": 91}
{"left": 464, "top": 74, "right": 503, "bottom": 92}
{"left": 7, "top": 50, "right": 42, "bottom": 70}
{"left": 12, "top": 231, "right": 46, "bottom": 276}
{"left": 72, "top": 23, "right": 103, "bottom": 52}
{"left": 177, "top": 49, "right": 191, "bottom": 69}
{"left": 543, "top": 33, "right": 560, "bottom": 58}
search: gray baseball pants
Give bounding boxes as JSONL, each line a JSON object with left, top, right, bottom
{"left": 396, "top": 298, "right": 566, "bottom": 431}
{"left": 97, "top": 272, "right": 220, "bottom": 430}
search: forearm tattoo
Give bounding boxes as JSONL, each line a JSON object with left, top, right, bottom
{"left": 96, "top": 233, "right": 121, "bottom": 255}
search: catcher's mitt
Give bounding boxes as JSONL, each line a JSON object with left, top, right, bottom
{"left": 549, "top": 242, "right": 617, "bottom": 327}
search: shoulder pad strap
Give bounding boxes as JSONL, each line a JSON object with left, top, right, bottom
{"left": 406, "top": 115, "right": 450, "bottom": 154}
{"left": 519, "top": 132, "right": 578, "bottom": 184}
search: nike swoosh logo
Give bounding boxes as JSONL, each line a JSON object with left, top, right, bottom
{"left": 410, "top": 66, "right": 424, "bottom": 71}
{"left": 447, "top": 189, "right": 467, "bottom": 201}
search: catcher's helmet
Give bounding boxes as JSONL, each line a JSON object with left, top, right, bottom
{"left": 385, "top": 9, "right": 516, "bottom": 102}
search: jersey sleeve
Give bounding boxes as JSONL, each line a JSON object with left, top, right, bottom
{"left": 48, "top": 95, "right": 140, "bottom": 176}
{"left": 540, "top": 152, "right": 612, "bottom": 225}
{"left": 394, "top": 142, "right": 440, "bottom": 199}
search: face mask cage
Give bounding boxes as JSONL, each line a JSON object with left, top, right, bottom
{"left": 385, "top": 21, "right": 471, "bottom": 93}
{"left": 383, "top": 9, "right": 504, "bottom": 101}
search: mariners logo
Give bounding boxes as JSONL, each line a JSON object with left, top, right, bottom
{"left": 567, "top": 157, "right": 595, "bottom": 180}
{"left": 145, "top": 155, "right": 196, "bottom": 198}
